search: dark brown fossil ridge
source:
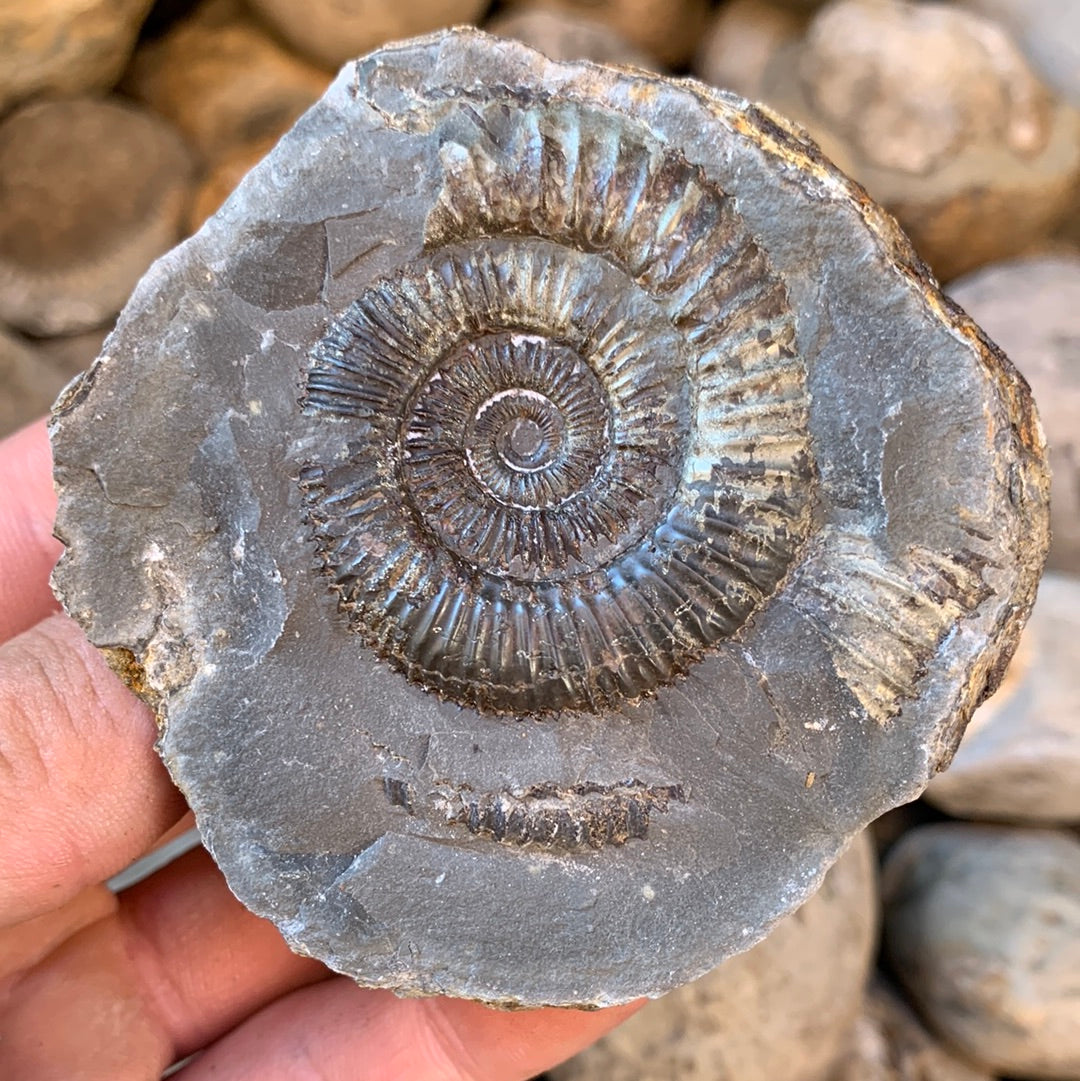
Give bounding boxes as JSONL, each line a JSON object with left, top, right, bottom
{"left": 50, "top": 30, "right": 1048, "bottom": 1006}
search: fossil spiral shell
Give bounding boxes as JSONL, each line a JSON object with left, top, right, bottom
{"left": 300, "top": 98, "right": 812, "bottom": 714}
{"left": 50, "top": 31, "right": 1048, "bottom": 1007}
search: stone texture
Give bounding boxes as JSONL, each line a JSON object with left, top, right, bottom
{"left": 829, "top": 981, "right": 994, "bottom": 1081}
{"left": 0, "top": 98, "right": 194, "bottom": 337}
{"left": 246, "top": 0, "right": 489, "bottom": 69}
{"left": 503, "top": 0, "right": 710, "bottom": 67}
{"left": 551, "top": 831, "right": 877, "bottom": 1081}
{"left": 948, "top": 255, "right": 1080, "bottom": 575}
{"left": 1, "top": 329, "right": 50, "bottom": 440}
{"left": 125, "top": 1, "right": 331, "bottom": 165}
{"left": 883, "top": 824, "right": 1080, "bottom": 1080}
{"left": 958, "top": 0, "right": 1080, "bottom": 107}
{"left": 0, "top": 0, "right": 154, "bottom": 115}
{"left": 695, "top": 0, "right": 807, "bottom": 100}
{"left": 486, "top": 7, "right": 657, "bottom": 69}
{"left": 187, "top": 138, "right": 280, "bottom": 234}
{"left": 924, "top": 571, "right": 1080, "bottom": 825}
{"left": 0, "top": 324, "right": 106, "bottom": 440}
{"left": 51, "top": 30, "right": 1048, "bottom": 1006}
{"left": 760, "top": 0, "right": 1080, "bottom": 282}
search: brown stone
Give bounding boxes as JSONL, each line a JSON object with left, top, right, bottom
{"left": 829, "top": 981, "right": 994, "bottom": 1081}
{"left": 551, "top": 832, "right": 878, "bottom": 1081}
{"left": 0, "top": 98, "right": 193, "bottom": 337}
{"left": 503, "top": 0, "right": 710, "bottom": 68}
{"left": 245, "top": 0, "right": 489, "bottom": 69}
{"left": 0, "top": 0, "right": 154, "bottom": 114}
{"left": 486, "top": 7, "right": 657, "bottom": 69}
{"left": 760, "top": 0, "right": 1080, "bottom": 282}
{"left": 958, "top": 0, "right": 1080, "bottom": 107}
{"left": 124, "top": 3, "right": 331, "bottom": 165}
{"left": 694, "top": 0, "right": 807, "bottom": 101}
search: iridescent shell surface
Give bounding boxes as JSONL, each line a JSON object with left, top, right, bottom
{"left": 50, "top": 31, "right": 1048, "bottom": 1006}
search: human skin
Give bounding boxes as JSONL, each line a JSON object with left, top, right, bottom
{"left": 0, "top": 418, "right": 640, "bottom": 1079}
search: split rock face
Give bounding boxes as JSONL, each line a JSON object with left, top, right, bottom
{"left": 50, "top": 31, "right": 1048, "bottom": 1006}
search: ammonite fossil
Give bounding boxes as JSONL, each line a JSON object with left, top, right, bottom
{"left": 50, "top": 30, "right": 1048, "bottom": 1006}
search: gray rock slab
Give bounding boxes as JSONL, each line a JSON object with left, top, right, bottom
{"left": 551, "top": 830, "right": 878, "bottom": 1081}
{"left": 51, "top": 29, "right": 1047, "bottom": 1005}
{"left": 883, "top": 824, "right": 1080, "bottom": 1080}
{"left": 926, "top": 570, "right": 1080, "bottom": 825}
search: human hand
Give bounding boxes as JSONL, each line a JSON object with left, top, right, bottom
{"left": 0, "top": 418, "right": 641, "bottom": 1079}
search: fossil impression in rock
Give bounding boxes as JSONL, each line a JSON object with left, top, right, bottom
{"left": 50, "top": 30, "right": 1048, "bottom": 1006}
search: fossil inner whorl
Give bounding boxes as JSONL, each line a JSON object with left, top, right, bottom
{"left": 300, "top": 95, "right": 815, "bottom": 715}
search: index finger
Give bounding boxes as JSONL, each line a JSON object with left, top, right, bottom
{"left": 0, "top": 419, "right": 62, "bottom": 644}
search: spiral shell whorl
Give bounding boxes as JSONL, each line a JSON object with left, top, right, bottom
{"left": 301, "top": 95, "right": 814, "bottom": 714}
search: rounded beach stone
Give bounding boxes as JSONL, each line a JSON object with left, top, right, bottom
{"left": 50, "top": 29, "right": 1047, "bottom": 1006}
{"left": 883, "top": 824, "right": 1080, "bottom": 1079}
{"left": 948, "top": 255, "right": 1080, "bottom": 575}
{"left": 486, "top": 7, "right": 657, "bottom": 68}
{"left": 695, "top": 0, "right": 807, "bottom": 100}
{"left": 125, "top": 3, "right": 331, "bottom": 165}
{"left": 957, "top": 0, "right": 1080, "bottom": 107}
{"left": 0, "top": 0, "right": 154, "bottom": 114}
{"left": 502, "top": 0, "right": 710, "bottom": 67}
{"left": 551, "top": 830, "right": 877, "bottom": 1081}
{"left": 924, "top": 571, "right": 1080, "bottom": 825}
{"left": 760, "top": 0, "right": 1080, "bottom": 282}
{"left": 830, "top": 981, "right": 994, "bottom": 1081}
{"left": 245, "top": 0, "right": 489, "bottom": 69}
{"left": 0, "top": 98, "right": 194, "bottom": 337}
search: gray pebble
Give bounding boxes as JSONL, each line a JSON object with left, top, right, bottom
{"left": 883, "top": 824, "right": 1080, "bottom": 1080}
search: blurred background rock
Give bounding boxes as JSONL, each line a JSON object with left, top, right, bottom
{"left": 1, "top": 2, "right": 1077, "bottom": 1079}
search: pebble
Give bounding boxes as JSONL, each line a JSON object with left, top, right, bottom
{"left": 695, "top": 0, "right": 807, "bottom": 101}
{"left": 245, "top": 0, "right": 489, "bottom": 69}
{"left": 0, "top": 0, "right": 154, "bottom": 114}
{"left": 0, "top": 98, "right": 193, "bottom": 337}
{"left": 759, "top": 0, "right": 1080, "bottom": 281}
{"left": 830, "top": 981, "right": 994, "bottom": 1081}
{"left": 551, "top": 831, "right": 878, "bottom": 1081}
{"left": 958, "top": 0, "right": 1080, "bottom": 107}
{"left": 926, "top": 571, "right": 1080, "bottom": 825}
{"left": 948, "top": 255, "right": 1080, "bottom": 575}
{"left": 501, "top": 0, "right": 710, "bottom": 68}
{"left": 485, "top": 7, "right": 657, "bottom": 69}
{"left": 125, "top": 1, "right": 330, "bottom": 165}
{"left": 883, "top": 824, "right": 1080, "bottom": 1079}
